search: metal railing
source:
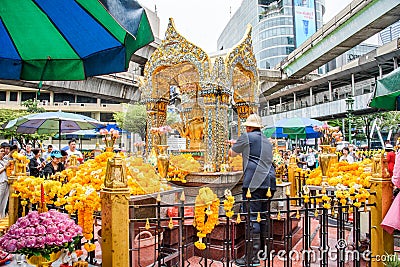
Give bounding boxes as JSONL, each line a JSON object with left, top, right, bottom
{"left": 125, "top": 191, "right": 372, "bottom": 267}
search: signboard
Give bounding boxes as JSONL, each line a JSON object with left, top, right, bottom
{"left": 167, "top": 137, "right": 186, "bottom": 151}
{"left": 293, "top": 0, "right": 317, "bottom": 47}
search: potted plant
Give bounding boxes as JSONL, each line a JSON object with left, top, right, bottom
{"left": 0, "top": 209, "right": 82, "bottom": 266}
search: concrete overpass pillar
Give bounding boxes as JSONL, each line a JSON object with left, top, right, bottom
{"left": 94, "top": 112, "right": 101, "bottom": 121}
{"left": 5, "top": 91, "right": 10, "bottom": 105}
{"left": 293, "top": 93, "right": 296, "bottom": 109}
{"left": 49, "top": 91, "right": 54, "bottom": 105}
{"left": 394, "top": 57, "right": 398, "bottom": 69}
{"left": 267, "top": 100, "right": 270, "bottom": 115}
{"left": 351, "top": 73, "right": 355, "bottom": 96}
{"left": 17, "top": 91, "right": 21, "bottom": 105}
{"left": 328, "top": 81, "right": 332, "bottom": 101}
{"left": 279, "top": 97, "right": 282, "bottom": 112}
{"left": 379, "top": 64, "right": 383, "bottom": 79}
{"left": 309, "top": 87, "right": 313, "bottom": 106}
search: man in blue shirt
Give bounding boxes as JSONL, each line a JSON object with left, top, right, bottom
{"left": 229, "top": 113, "right": 276, "bottom": 266}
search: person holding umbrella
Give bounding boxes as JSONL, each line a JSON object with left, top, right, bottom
{"left": 42, "top": 150, "right": 64, "bottom": 178}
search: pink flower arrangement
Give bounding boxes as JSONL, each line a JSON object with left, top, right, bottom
{"left": 150, "top": 125, "right": 173, "bottom": 145}
{"left": 134, "top": 141, "right": 145, "bottom": 147}
{"left": 0, "top": 210, "right": 82, "bottom": 260}
{"left": 313, "top": 123, "right": 343, "bottom": 146}
{"left": 150, "top": 125, "right": 173, "bottom": 135}
{"left": 100, "top": 128, "right": 120, "bottom": 148}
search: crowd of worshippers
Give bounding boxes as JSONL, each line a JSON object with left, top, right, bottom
{"left": 0, "top": 139, "right": 83, "bottom": 178}
{"left": 276, "top": 142, "right": 395, "bottom": 171}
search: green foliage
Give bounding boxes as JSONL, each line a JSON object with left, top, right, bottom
{"left": 324, "top": 111, "right": 399, "bottom": 149}
{"left": 113, "top": 104, "right": 147, "bottom": 139}
{"left": 0, "top": 109, "right": 29, "bottom": 145}
{"left": 113, "top": 104, "right": 181, "bottom": 140}
{"left": 166, "top": 110, "right": 180, "bottom": 126}
{"left": 380, "top": 111, "right": 400, "bottom": 132}
{"left": 21, "top": 99, "right": 46, "bottom": 113}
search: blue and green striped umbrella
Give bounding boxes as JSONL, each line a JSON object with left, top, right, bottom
{"left": 263, "top": 117, "right": 323, "bottom": 139}
{"left": 3, "top": 111, "right": 105, "bottom": 149}
{"left": 3, "top": 111, "right": 104, "bottom": 135}
{"left": 0, "top": 0, "right": 154, "bottom": 81}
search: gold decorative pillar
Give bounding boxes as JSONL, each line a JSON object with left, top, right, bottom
{"left": 216, "top": 90, "right": 231, "bottom": 170}
{"left": 8, "top": 175, "right": 18, "bottom": 226}
{"left": 202, "top": 91, "right": 217, "bottom": 171}
{"left": 145, "top": 99, "right": 168, "bottom": 156}
{"left": 370, "top": 154, "right": 393, "bottom": 267}
{"left": 100, "top": 154, "right": 130, "bottom": 267}
{"left": 8, "top": 158, "right": 22, "bottom": 226}
{"left": 287, "top": 155, "right": 297, "bottom": 203}
{"left": 235, "top": 101, "right": 250, "bottom": 136}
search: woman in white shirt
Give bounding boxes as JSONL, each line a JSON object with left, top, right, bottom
{"left": 339, "top": 147, "right": 354, "bottom": 163}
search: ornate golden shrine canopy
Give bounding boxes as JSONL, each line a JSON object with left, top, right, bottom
{"left": 140, "top": 18, "right": 259, "bottom": 171}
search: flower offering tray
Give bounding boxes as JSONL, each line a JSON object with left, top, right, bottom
{"left": 172, "top": 149, "right": 205, "bottom": 164}
{"left": 170, "top": 171, "right": 243, "bottom": 188}
{"left": 170, "top": 171, "right": 244, "bottom": 203}
{"left": 129, "top": 188, "right": 183, "bottom": 219}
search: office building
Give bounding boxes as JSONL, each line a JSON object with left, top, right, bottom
{"left": 218, "top": 0, "right": 325, "bottom": 69}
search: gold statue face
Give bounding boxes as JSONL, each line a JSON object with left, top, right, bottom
{"left": 180, "top": 82, "right": 198, "bottom": 93}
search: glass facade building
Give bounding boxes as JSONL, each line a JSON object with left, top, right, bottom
{"left": 217, "top": 0, "right": 325, "bottom": 69}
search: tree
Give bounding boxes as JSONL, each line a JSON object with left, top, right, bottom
{"left": 353, "top": 114, "right": 376, "bottom": 149}
{"left": 379, "top": 111, "right": 400, "bottom": 136}
{"left": 113, "top": 104, "right": 182, "bottom": 141}
{"left": 21, "top": 99, "right": 46, "bottom": 113}
{"left": 114, "top": 104, "right": 147, "bottom": 140}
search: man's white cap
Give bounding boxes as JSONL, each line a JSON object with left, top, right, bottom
{"left": 243, "top": 114, "right": 263, "bottom": 128}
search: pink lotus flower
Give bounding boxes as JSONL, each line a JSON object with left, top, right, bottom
{"left": 322, "top": 123, "right": 330, "bottom": 130}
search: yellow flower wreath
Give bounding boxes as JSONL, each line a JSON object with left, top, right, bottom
{"left": 194, "top": 187, "right": 220, "bottom": 250}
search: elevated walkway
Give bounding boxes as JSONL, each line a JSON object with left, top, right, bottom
{"left": 261, "top": 0, "right": 400, "bottom": 96}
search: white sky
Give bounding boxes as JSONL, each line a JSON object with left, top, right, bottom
{"left": 138, "top": 0, "right": 377, "bottom": 53}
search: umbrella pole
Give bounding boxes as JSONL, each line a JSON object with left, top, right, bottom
{"left": 59, "top": 120, "right": 61, "bottom": 150}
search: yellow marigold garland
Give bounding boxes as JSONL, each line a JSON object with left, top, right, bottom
{"left": 223, "top": 189, "right": 235, "bottom": 218}
{"left": 194, "top": 187, "right": 220, "bottom": 250}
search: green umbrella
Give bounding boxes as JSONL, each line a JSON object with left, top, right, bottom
{"left": 0, "top": 0, "right": 154, "bottom": 81}
{"left": 262, "top": 117, "right": 323, "bottom": 140}
{"left": 3, "top": 111, "right": 105, "bottom": 149}
{"left": 369, "top": 68, "right": 400, "bottom": 110}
